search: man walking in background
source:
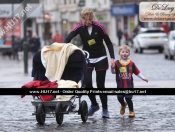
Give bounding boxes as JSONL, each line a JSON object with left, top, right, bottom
{"left": 117, "top": 27, "right": 123, "bottom": 46}
{"left": 12, "top": 36, "right": 21, "bottom": 60}
{"left": 29, "top": 33, "right": 41, "bottom": 57}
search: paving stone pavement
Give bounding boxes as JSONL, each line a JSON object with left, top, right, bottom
{"left": 0, "top": 95, "right": 175, "bottom": 132}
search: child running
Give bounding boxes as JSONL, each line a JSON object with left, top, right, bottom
{"left": 111, "top": 44, "right": 148, "bottom": 117}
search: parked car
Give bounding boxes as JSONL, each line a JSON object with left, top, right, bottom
{"left": 133, "top": 27, "right": 168, "bottom": 53}
{"left": 164, "top": 30, "right": 175, "bottom": 60}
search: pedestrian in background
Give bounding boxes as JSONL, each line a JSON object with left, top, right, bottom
{"left": 29, "top": 33, "right": 41, "bottom": 57}
{"left": 64, "top": 7, "right": 115, "bottom": 118}
{"left": 123, "top": 30, "right": 129, "bottom": 45}
{"left": 52, "top": 30, "right": 63, "bottom": 43}
{"left": 12, "top": 36, "right": 21, "bottom": 60}
{"left": 133, "top": 25, "right": 140, "bottom": 38}
{"left": 22, "top": 31, "right": 32, "bottom": 58}
{"left": 117, "top": 26, "right": 123, "bottom": 46}
{"left": 111, "top": 44, "right": 148, "bottom": 117}
{"left": 18, "top": 38, "right": 23, "bottom": 61}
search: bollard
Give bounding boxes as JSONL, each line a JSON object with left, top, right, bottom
{"left": 23, "top": 41, "right": 28, "bottom": 74}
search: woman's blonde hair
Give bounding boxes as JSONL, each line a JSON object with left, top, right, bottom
{"left": 80, "top": 7, "right": 98, "bottom": 21}
{"left": 118, "top": 45, "right": 130, "bottom": 53}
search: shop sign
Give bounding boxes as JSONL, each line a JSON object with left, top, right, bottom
{"left": 111, "top": 4, "right": 138, "bottom": 16}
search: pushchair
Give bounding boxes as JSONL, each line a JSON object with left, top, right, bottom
{"left": 30, "top": 43, "right": 89, "bottom": 125}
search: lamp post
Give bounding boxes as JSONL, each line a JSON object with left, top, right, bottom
{"left": 11, "top": 3, "right": 14, "bottom": 48}
{"left": 23, "top": 1, "right": 28, "bottom": 74}
{"left": 42, "top": 1, "right": 46, "bottom": 45}
{"left": 57, "top": 5, "right": 63, "bottom": 38}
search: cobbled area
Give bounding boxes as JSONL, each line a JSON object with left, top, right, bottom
{"left": 0, "top": 95, "right": 175, "bottom": 132}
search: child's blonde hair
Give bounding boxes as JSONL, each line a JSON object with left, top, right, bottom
{"left": 118, "top": 45, "right": 130, "bottom": 53}
{"left": 80, "top": 7, "right": 98, "bottom": 21}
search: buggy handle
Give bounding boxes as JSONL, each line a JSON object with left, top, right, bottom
{"left": 83, "top": 51, "right": 89, "bottom": 59}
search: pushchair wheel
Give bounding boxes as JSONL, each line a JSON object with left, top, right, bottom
{"left": 80, "top": 100, "right": 88, "bottom": 122}
{"left": 55, "top": 103, "right": 64, "bottom": 125}
{"left": 36, "top": 103, "right": 46, "bottom": 125}
{"left": 35, "top": 106, "right": 39, "bottom": 122}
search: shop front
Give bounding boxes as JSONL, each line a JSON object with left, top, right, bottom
{"left": 0, "top": 4, "right": 41, "bottom": 46}
{"left": 111, "top": 3, "right": 138, "bottom": 38}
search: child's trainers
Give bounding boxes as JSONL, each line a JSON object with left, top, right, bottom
{"left": 128, "top": 111, "right": 135, "bottom": 117}
{"left": 120, "top": 102, "right": 127, "bottom": 115}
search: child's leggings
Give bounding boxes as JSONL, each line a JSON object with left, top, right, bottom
{"left": 117, "top": 96, "right": 134, "bottom": 111}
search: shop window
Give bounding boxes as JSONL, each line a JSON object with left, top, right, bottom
{"left": 116, "top": 17, "right": 122, "bottom": 37}
{"left": 26, "top": 19, "right": 32, "bottom": 27}
{"left": 59, "top": 0, "right": 62, "bottom": 5}
{"left": 116, "top": 17, "right": 122, "bottom": 29}
{"left": 130, "top": 16, "right": 135, "bottom": 32}
{"left": 124, "top": 16, "right": 128, "bottom": 32}
{"left": 54, "top": 0, "right": 58, "bottom": 5}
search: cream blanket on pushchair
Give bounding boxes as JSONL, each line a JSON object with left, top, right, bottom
{"left": 56, "top": 79, "right": 81, "bottom": 101}
{"left": 41, "top": 42, "right": 83, "bottom": 82}
{"left": 41, "top": 43, "right": 83, "bottom": 101}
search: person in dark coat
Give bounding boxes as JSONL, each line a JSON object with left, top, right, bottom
{"left": 12, "top": 36, "right": 21, "bottom": 60}
{"left": 117, "top": 27, "right": 123, "bottom": 46}
{"left": 133, "top": 25, "right": 141, "bottom": 37}
{"left": 29, "top": 33, "right": 41, "bottom": 57}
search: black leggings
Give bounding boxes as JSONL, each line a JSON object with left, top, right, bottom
{"left": 85, "top": 68, "right": 107, "bottom": 109}
{"left": 117, "top": 97, "right": 134, "bottom": 111}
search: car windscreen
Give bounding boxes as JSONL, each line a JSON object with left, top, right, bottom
{"left": 170, "top": 33, "right": 175, "bottom": 40}
{"left": 140, "top": 30, "right": 165, "bottom": 34}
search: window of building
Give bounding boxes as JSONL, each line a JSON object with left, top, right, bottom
{"left": 116, "top": 17, "right": 122, "bottom": 33}
{"left": 124, "top": 16, "right": 128, "bottom": 32}
{"left": 130, "top": 16, "right": 135, "bottom": 32}
{"left": 54, "top": 0, "right": 58, "bottom": 5}
{"left": 117, "top": 18, "right": 122, "bottom": 28}
{"left": 44, "top": 0, "right": 47, "bottom": 8}
{"left": 59, "top": 0, "right": 63, "bottom": 5}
